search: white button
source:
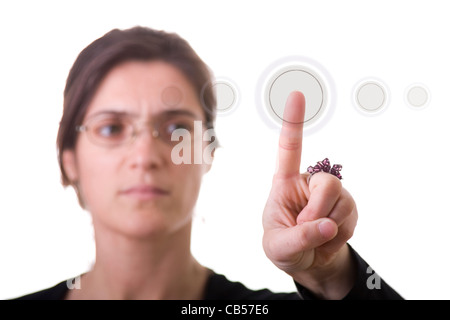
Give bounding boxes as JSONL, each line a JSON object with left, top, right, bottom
{"left": 266, "top": 67, "right": 325, "bottom": 125}
{"left": 201, "top": 78, "right": 239, "bottom": 117}
{"left": 353, "top": 79, "right": 389, "bottom": 115}
{"left": 162, "top": 86, "right": 183, "bottom": 107}
{"left": 213, "top": 81, "right": 237, "bottom": 113}
{"left": 264, "top": 66, "right": 329, "bottom": 129}
{"left": 405, "top": 84, "right": 430, "bottom": 109}
{"left": 256, "top": 56, "right": 335, "bottom": 134}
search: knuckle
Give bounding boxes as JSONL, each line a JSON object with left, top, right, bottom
{"left": 339, "top": 213, "right": 358, "bottom": 241}
{"left": 310, "top": 172, "right": 342, "bottom": 195}
{"left": 341, "top": 197, "right": 356, "bottom": 218}
{"left": 325, "top": 175, "right": 342, "bottom": 193}
{"left": 342, "top": 190, "right": 358, "bottom": 218}
{"left": 340, "top": 225, "right": 355, "bottom": 241}
{"left": 278, "top": 139, "right": 301, "bottom": 151}
{"left": 297, "top": 228, "right": 310, "bottom": 249}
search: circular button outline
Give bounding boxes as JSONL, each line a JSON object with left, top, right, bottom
{"left": 161, "top": 86, "right": 183, "bottom": 107}
{"left": 213, "top": 79, "right": 238, "bottom": 114}
{"left": 266, "top": 66, "right": 326, "bottom": 125}
{"left": 404, "top": 83, "right": 431, "bottom": 110}
{"left": 201, "top": 76, "right": 240, "bottom": 118}
{"left": 256, "top": 55, "right": 336, "bottom": 135}
{"left": 352, "top": 78, "right": 390, "bottom": 116}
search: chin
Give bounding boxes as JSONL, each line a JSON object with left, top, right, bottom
{"left": 97, "top": 205, "right": 193, "bottom": 240}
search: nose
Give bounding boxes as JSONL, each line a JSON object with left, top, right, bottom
{"left": 134, "top": 121, "right": 160, "bottom": 140}
{"left": 128, "top": 124, "right": 166, "bottom": 170}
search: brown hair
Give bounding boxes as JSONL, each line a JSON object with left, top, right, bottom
{"left": 57, "top": 26, "right": 217, "bottom": 202}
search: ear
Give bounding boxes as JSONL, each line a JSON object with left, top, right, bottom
{"left": 204, "top": 161, "right": 213, "bottom": 174}
{"left": 62, "top": 149, "right": 79, "bottom": 183}
{"left": 207, "top": 147, "right": 217, "bottom": 173}
{"left": 202, "top": 128, "right": 217, "bottom": 174}
{"left": 202, "top": 139, "right": 217, "bottom": 174}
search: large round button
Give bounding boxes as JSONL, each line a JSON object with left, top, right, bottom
{"left": 257, "top": 56, "right": 334, "bottom": 134}
{"left": 266, "top": 66, "right": 326, "bottom": 125}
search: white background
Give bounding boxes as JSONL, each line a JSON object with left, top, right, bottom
{"left": 1, "top": 0, "right": 449, "bottom": 299}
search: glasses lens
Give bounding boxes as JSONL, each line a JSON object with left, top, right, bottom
{"left": 88, "top": 115, "right": 133, "bottom": 146}
{"left": 81, "top": 113, "right": 208, "bottom": 147}
{"left": 159, "top": 115, "right": 199, "bottom": 145}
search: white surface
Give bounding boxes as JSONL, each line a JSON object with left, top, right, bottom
{"left": 1, "top": 0, "right": 449, "bottom": 299}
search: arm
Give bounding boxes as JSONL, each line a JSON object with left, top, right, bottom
{"left": 295, "top": 244, "right": 403, "bottom": 300}
{"left": 262, "top": 91, "right": 400, "bottom": 299}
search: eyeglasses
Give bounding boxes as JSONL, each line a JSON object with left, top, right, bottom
{"left": 75, "top": 112, "right": 212, "bottom": 148}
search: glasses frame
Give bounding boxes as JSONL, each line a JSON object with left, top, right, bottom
{"left": 75, "top": 112, "right": 213, "bottom": 148}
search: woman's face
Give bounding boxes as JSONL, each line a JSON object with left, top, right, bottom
{"left": 63, "top": 60, "right": 213, "bottom": 238}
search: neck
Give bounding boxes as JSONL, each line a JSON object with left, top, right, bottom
{"left": 71, "top": 220, "right": 208, "bottom": 300}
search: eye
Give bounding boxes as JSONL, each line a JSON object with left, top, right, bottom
{"left": 157, "top": 116, "right": 197, "bottom": 144}
{"left": 163, "top": 118, "right": 195, "bottom": 135}
{"left": 92, "top": 118, "right": 130, "bottom": 140}
{"left": 167, "top": 122, "right": 191, "bottom": 133}
{"left": 98, "top": 123, "right": 123, "bottom": 136}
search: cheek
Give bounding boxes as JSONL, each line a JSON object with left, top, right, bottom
{"left": 76, "top": 149, "right": 118, "bottom": 211}
{"left": 172, "top": 139, "right": 213, "bottom": 213}
{"left": 172, "top": 164, "right": 205, "bottom": 211}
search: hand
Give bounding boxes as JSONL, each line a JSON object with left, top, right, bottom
{"left": 262, "top": 91, "right": 358, "bottom": 299}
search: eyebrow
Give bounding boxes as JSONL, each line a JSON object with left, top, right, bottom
{"left": 85, "top": 109, "right": 201, "bottom": 121}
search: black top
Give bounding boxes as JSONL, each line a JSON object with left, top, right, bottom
{"left": 12, "top": 245, "right": 402, "bottom": 300}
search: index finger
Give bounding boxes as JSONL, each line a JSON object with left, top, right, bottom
{"left": 276, "top": 91, "right": 306, "bottom": 176}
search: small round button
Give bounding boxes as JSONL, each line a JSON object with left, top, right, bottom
{"left": 405, "top": 84, "right": 430, "bottom": 109}
{"left": 162, "top": 86, "right": 183, "bottom": 107}
{"left": 353, "top": 79, "right": 389, "bottom": 115}
{"left": 213, "top": 80, "right": 237, "bottom": 113}
{"left": 201, "top": 78, "right": 239, "bottom": 117}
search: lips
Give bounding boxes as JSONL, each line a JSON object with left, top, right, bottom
{"left": 120, "top": 185, "right": 170, "bottom": 200}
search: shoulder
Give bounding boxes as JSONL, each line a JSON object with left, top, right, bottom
{"left": 11, "top": 280, "right": 69, "bottom": 300}
{"left": 204, "top": 272, "right": 300, "bottom": 300}
{"left": 11, "top": 272, "right": 302, "bottom": 300}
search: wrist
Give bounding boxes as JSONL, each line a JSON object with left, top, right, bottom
{"left": 292, "top": 244, "right": 356, "bottom": 300}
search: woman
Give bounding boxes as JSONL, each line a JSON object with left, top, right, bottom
{"left": 15, "top": 26, "right": 401, "bottom": 299}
